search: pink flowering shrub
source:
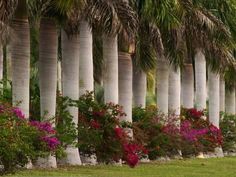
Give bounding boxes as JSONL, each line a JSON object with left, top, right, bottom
{"left": 76, "top": 92, "right": 146, "bottom": 167}
{"left": 133, "top": 106, "right": 223, "bottom": 159}
{"left": 0, "top": 103, "right": 61, "bottom": 175}
{"left": 30, "top": 121, "right": 60, "bottom": 152}
{"left": 180, "top": 108, "right": 223, "bottom": 156}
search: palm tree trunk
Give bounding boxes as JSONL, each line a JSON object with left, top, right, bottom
{"left": 38, "top": 18, "right": 57, "bottom": 168}
{"left": 220, "top": 78, "right": 225, "bottom": 112}
{"left": 208, "top": 69, "right": 223, "bottom": 157}
{"left": 168, "top": 65, "right": 181, "bottom": 115}
{"left": 103, "top": 35, "right": 118, "bottom": 104}
{"left": 194, "top": 48, "right": 206, "bottom": 110}
{"left": 61, "top": 31, "right": 82, "bottom": 165}
{"left": 208, "top": 70, "right": 220, "bottom": 127}
{"left": 118, "top": 52, "right": 132, "bottom": 123}
{"left": 57, "top": 61, "right": 62, "bottom": 93}
{"left": 156, "top": 59, "right": 169, "bottom": 114}
{"left": 225, "top": 89, "right": 235, "bottom": 114}
{"left": 79, "top": 20, "right": 94, "bottom": 96}
{"left": 0, "top": 46, "right": 3, "bottom": 80}
{"left": 181, "top": 64, "right": 194, "bottom": 108}
{"left": 6, "top": 46, "right": 12, "bottom": 83}
{"left": 133, "top": 65, "right": 146, "bottom": 108}
{"left": 0, "top": 46, "right": 3, "bottom": 90}
{"left": 11, "top": 18, "right": 30, "bottom": 118}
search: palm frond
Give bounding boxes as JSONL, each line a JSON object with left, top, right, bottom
{"left": 85, "top": 0, "right": 138, "bottom": 39}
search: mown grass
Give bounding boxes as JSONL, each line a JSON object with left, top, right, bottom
{"left": 6, "top": 157, "right": 236, "bottom": 177}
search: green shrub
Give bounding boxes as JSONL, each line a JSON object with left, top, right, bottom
{"left": 220, "top": 113, "right": 236, "bottom": 152}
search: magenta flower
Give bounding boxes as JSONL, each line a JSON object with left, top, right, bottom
{"left": 30, "top": 121, "right": 56, "bottom": 134}
{"left": 13, "top": 107, "right": 25, "bottom": 119}
{"left": 41, "top": 136, "right": 60, "bottom": 150}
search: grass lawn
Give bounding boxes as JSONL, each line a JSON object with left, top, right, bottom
{"left": 6, "top": 157, "right": 236, "bottom": 177}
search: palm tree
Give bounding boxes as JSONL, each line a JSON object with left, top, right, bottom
{"left": 132, "top": 0, "right": 158, "bottom": 108}
{"left": 103, "top": 35, "right": 119, "bottom": 103}
{"left": 181, "top": 63, "right": 194, "bottom": 108}
{"left": 85, "top": 0, "right": 136, "bottom": 105}
{"left": 79, "top": 20, "right": 94, "bottom": 96}
{"left": 0, "top": 46, "right": 3, "bottom": 83}
{"left": 118, "top": 51, "right": 133, "bottom": 122}
{"left": 194, "top": 49, "right": 207, "bottom": 110}
{"left": 38, "top": 17, "right": 58, "bottom": 168}
{"left": 10, "top": 0, "right": 30, "bottom": 118}
{"left": 133, "top": 66, "right": 147, "bottom": 107}
{"left": 61, "top": 30, "right": 81, "bottom": 165}
{"left": 208, "top": 69, "right": 220, "bottom": 127}
{"left": 168, "top": 65, "right": 181, "bottom": 115}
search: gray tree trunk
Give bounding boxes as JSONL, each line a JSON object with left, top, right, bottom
{"left": 103, "top": 35, "right": 118, "bottom": 104}
{"left": 0, "top": 45, "right": 3, "bottom": 90}
{"left": 156, "top": 59, "right": 169, "bottom": 114}
{"left": 225, "top": 89, "right": 235, "bottom": 114}
{"left": 133, "top": 65, "right": 146, "bottom": 108}
{"left": 118, "top": 52, "right": 133, "bottom": 123}
{"left": 38, "top": 18, "right": 57, "bottom": 168}
{"left": 219, "top": 78, "right": 225, "bottom": 112}
{"left": 79, "top": 20, "right": 94, "bottom": 96}
{"left": 11, "top": 19, "right": 30, "bottom": 118}
{"left": 61, "top": 31, "right": 82, "bottom": 165}
{"left": 168, "top": 65, "right": 181, "bottom": 115}
{"left": 181, "top": 64, "right": 194, "bottom": 108}
{"left": 57, "top": 61, "right": 62, "bottom": 93}
{"left": 0, "top": 46, "right": 3, "bottom": 81}
{"left": 208, "top": 69, "right": 220, "bottom": 127}
{"left": 194, "top": 49, "right": 206, "bottom": 110}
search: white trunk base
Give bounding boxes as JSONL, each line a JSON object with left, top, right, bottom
{"left": 35, "top": 156, "right": 57, "bottom": 168}
{"left": 59, "top": 146, "right": 82, "bottom": 165}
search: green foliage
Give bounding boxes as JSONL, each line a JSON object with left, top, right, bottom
{"left": 133, "top": 106, "right": 181, "bottom": 159}
{"left": 55, "top": 95, "right": 78, "bottom": 148}
{"left": 220, "top": 113, "right": 236, "bottom": 152}
{"left": 0, "top": 79, "right": 12, "bottom": 103}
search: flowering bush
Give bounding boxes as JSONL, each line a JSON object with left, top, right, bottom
{"left": 75, "top": 92, "right": 147, "bottom": 167}
{"left": 133, "top": 107, "right": 223, "bottom": 159}
{"left": 180, "top": 108, "right": 223, "bottom": 156}
{"left": 133, "top": 108, "right": 181, "bottom": 160}
{"left": 0, "top": 103, "right": 61, "bottom": 175}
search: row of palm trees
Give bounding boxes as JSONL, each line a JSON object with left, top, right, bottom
{"left": 1, "top": 0, "right": 236, "bottom": 168}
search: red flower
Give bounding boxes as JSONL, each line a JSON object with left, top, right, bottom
{"left": 92, "top": 110, "right": 105, "bottom": 118}
{"left": 114, "top": 127, "right": 124, "bottom": 139}
{"left": 125, "top": 153, "right": 139, "bottom": 168}
{"left": 188, "top": 108, "right": 204, "bottom": 119}
{"left": 90, "top": 120, "right": 101, "bottom": 129}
